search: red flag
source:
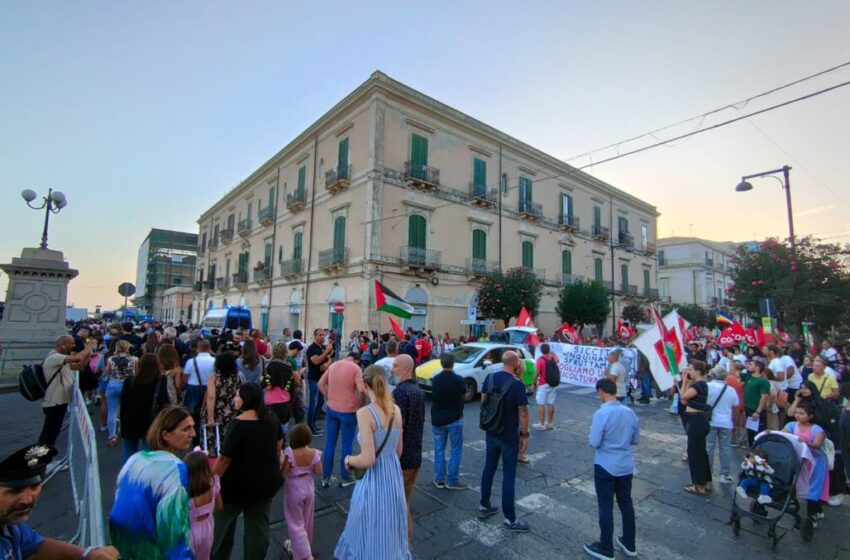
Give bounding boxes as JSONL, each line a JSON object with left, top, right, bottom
{"left": 516, "top": 306, "right": 533, "bottom": 327}
{"left": 557, "top": 322, "right": 581, "bottom": 344}
{"left": 774, "top": 326, "right": 792, "bottom": 345}
{"left": 617, "top": 321, "right": 635, "bottom": 339}
{"left": 744, "top": 327, "right": 758, "bottom": 347}
{"left": 387, "top": 316, "right": 404, "bottom": 339}
{"left": 729, "top": 322, "right": 746, "bottom": 343}
{"left": 651, "top": 305, "right": 683, "bottom": 375}
{"left": 678, "top": 315, "right": 693, "bottom": 342}
{"left": 756, "top": 326, "right": 775, "bottom": 345}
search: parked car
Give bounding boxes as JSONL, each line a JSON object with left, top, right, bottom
{"left": 416, "top": 342, "right": 536, "bottom": 403}
{"left": 487, "top": 326, "right": 539, "bottom": 349}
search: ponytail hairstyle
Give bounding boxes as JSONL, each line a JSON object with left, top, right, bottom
{"left": 362, "top": 365, "right": 394, "bottom": 419}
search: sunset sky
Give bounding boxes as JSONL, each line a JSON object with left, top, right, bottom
{"left": 2, "top": 1, "right": 849, "bottom": 310}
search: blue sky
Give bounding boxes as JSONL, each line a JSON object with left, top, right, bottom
{"left": 2, "top": 1, "right": 849, "bottom": 309}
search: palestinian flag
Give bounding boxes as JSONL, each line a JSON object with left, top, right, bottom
{"left": 375, "top": 280, "right": 414, "bottom": 319}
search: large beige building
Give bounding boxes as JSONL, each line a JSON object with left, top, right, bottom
{"left": 192, "top": 72, "right": 659, "bottom": 338}
{"left": 656, "top": 237, "right": 737, "bottom": 309}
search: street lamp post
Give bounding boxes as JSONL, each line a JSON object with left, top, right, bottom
{"left": 735, "top": 165, "right": 794, "bottom": 250}
{"left": 21, "top": 188, "right": 68, "bottom": 250}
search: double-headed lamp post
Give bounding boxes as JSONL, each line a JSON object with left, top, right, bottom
{"left": 21, "top": 188, "right": 68, "bottom": 250}
{"left": 735, "top": 165, "right": 794, "bottom": 250}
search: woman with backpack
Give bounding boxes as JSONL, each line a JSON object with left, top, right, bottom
{"left": 103, "top": 340, "right": 138, "bottom": 447}
{"left": 119, "top": 353, "right": 170, "bottom": 465}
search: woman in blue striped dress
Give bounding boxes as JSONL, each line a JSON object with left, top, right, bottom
{"left": 335, "top": 365, "right": 411, "bottom": 560}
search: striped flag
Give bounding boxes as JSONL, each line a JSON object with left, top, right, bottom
{"left": 715, "top": 311, "right": 734, "bottom": 327}
{"left": 375, "top": 280, "right": 414, "bottom": 319}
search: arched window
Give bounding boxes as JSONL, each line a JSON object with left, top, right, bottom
{"left": 521, "top": 241, "right": 534, "bottom": 268}
{"left": 472, "top": 229, "right": 487, "bottom": 260}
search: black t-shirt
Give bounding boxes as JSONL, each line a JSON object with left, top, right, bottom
{"left": 430, "top": 370, "right": 466, "bottom": 427}
{"left": 482, "top": 371, "right": 528, "bottom": 442}
{"left": 305, "top": 342, "right": 329, "bottom": 382}
{"left": 220, "top": 416, "right": 283, "bottom": 505}
{"left": 119, "top": 377, "right": 169, "bottom": 440}
{"left": 687, "top": 380, "right": 709, "bottom": 410}
{"left": 400, "top": 341, "right": 418, "bottom": 362}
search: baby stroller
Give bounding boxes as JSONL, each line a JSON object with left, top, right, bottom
{"left": 729, "top": 432, "right": 811, "bottom": 549}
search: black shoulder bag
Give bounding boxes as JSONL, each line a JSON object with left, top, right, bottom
{"left": 351, "top": 411, "right": 395, "bottom": 481}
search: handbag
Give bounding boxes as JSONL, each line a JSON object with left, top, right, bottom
{"left": 351, "top": 411, "right": 394, "bottom": 481}
{"left": 704, "top": 384, "right": 727, "bottom": 423}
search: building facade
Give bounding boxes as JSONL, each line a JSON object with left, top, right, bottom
{"left": 656, "top": 237, "right": 736, "bottom": 309}
{"left": 134, "top": 229, "right": 198, "bottom": 319}
{"left": 192, "top": 72, "right": 659, "bottom": 338}
{"left": 161, "top": 286, "right": 194, "bottom": 324}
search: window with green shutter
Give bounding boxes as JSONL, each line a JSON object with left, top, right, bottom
{"left": 472, "top": 229, "right": 486, "bottom": 260}
{"left": 521, "top": 241, "right": 534, "bottom": 268}
{"left": 338, "top": 137, "right": 349, "bottom": 173}
{"left": 333, "top": 216, "right": 346, "bottom": 253}
{"left": 560, "top": 193, "right": 573, "bottom": 220}
{"left": 593, "top": 205, "right": 602, "bottom": 227}
{"left": 621, "top": 263, "right": 629, "bottom": 290}
{"left": 225, "top": 259, "right": 230, "bottom": 280}
{"left": 293, "top": 232, "right": 303, "bottom": 261}
{"left": 264, "top": 242, "right": 272, "bottom": 269}
{"left": 297, "top": 166, "right": 306, "bottom": 193}
{"left": 227, "top": 214, "right": 235, "bottom": 231}
{"left": 410, "top": 134, "right": 428, "bottom": 166}
{"left": 473, "top": 158, "right": 486, "bottom": 189}
{"left": 268, "top": 186, "right": 276, "bottom": 212}
{"left": 643, "top": 268, "right": 651, "bottom": 294}
{"left": 519, "top": 177, "right": 532, "bottom": 202}
{"left": 408, "top": 215, "right": 426, "bottom": 249}
{"left": 562, "top": 250, "right": 572, "bottom": 275}
{"left": 594, "top": 257, "right": 603, "bottom": 282}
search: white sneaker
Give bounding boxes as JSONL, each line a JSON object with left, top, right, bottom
{"left": 533, "top": 423, "right": 547, "bottom": 431}
{"left": 736, "top": 486, "right": 747, "bottom": 500}
{"left": 827, "top": 495, "right": 844, "bottom": 507}
{"left": 757, "top": 494, "right": 773, "bottom": 505}
{"left": 546, "top": 423, "right": 555, "bottom": 431}
{"left": 719, "top": 475, "right": 736, "bottom": 484}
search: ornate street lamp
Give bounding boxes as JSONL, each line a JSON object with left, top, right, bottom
{"left": 21, "top": 188, "right": 67, "bottom": 250}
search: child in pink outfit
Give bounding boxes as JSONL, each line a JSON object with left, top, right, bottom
{"left": 185, "top": 451, "right": 222, "bottom": 560}
{"left": 282, "top": 424, "right": 323, "bottom": 560}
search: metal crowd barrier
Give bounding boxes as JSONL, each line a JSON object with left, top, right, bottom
{"left": 66, "top": 374, "right": 107, "bottom": 547}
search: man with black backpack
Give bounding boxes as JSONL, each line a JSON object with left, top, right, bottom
{"left": 478, "top": 350, "right": 530, "bottom": 533}
{"left": 533, "top": 343, "right": 560, "bottom": 431}
{"left": 39, "top": 336, "right": 94, "bottom": 446}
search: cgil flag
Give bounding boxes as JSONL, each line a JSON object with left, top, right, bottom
{"left": 516, "top": 306, "right": 533, "bottom": 327}
{"left": 633, "top": 307, "right": 686, "bottom": 391}
{"left": 375, "top": 280, "right": 414, "bottom": 319}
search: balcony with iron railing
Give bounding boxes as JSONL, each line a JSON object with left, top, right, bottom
{"left": 643, "top": 241, "right": 656, "bottom": 255}
{"left": 469, "top": 183, "right": 497, "bottom": 208}
{"left": 404, "top": 161, "right": 440, "bottom": 191}
{"left": 204, "top": 278, "right": 215, "bottom": 291}
{"left": 237, "top": 218, "right": 252, "bottom": 237}
{"left": 592, "top": 224, "right": 610, "bottom": 242}
{"left": 232, "top": 270, "right": 249, "bottom": 288}
{"left": 319, "top": 247, "right": 349, "bottom": 272}
{"left": 466, "top": 257, "right": 499, "bottom": 277}
{"left": 280, "top": 258, "right": 303, "bottom": 278}
{"left": 643, "top": 287, "right": 659, "bottom": 299}
{"left": 518, "top": 199, "right": 542, "bottom": 221}
{"left": 220, "top": 229, "right": 234, "bottom": 245}
{"left": 599, "top": 280, "right": 614, "bottom": 292}
{"left": 215, "top": 277, "right": 226, "bottom": 292}
{"left": 286, "top": 188, "right": 307, "bottom": 213}
{"left": 705, "top": 257, "right": 715, "bottom": 267}
{"left": 258, "top": 205, "right": 275, "bottom": 227}
{"left": 253, "top": 267, "right": 272, "bottom": 284}
{"left": 625, "top": 284, "right": 639, "bottom": 297}
{"left": 556, "top": 273, "right": 581, "bottom": 286}
{"left": 619, "top": 231, "right": 635, "bottom": 249}
{"left": 325, "top": 164, "right": 352, "bottom": 194}
{"left": 400, "top": 246, "right": 441, "bottom": 270}
{"left": 519, "top": 266, "right": 546, "bottom": 281}
{"left": 558, "top": 214, "right": 579, "bottom": 232}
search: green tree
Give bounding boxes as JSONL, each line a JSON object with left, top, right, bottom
{"left": 477, "top": 267, "right": 543, "bottom": 325}
{"left": 621, "top": 303, "right": 646, "bottom": 325}
{"left": 729, "top": 236, "right": 850, "bottom": 332}
{"left": 557, "top": 279, "right": 610, "bottom": 331}
{"left": 676, "top": 303, "right": 710, "bottom": 328}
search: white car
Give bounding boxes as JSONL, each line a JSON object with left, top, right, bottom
{"left": 415, "top": 342, "right": 536, "bottom": 403}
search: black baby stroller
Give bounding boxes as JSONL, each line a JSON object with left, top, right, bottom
{"left": 729, "top": 432, "right": 812, "bottom": 549}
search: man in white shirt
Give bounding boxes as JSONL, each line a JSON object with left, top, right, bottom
{"left": 39, "top": 336, "right": 93, "bottom": 446}
{"left": 373, "top": 339, "right": 400, "bottom": 384}
{"left": 706, "top": 366, "right": 740, "bottom": 484}
{"left": 182, "top": 339, "right": 216, "bottom": 436}
{"left": 605, "top": 348, "right": 628, "bottom": 404}
{"left": 820, "top": 340, "right": 838, "bottom": 365}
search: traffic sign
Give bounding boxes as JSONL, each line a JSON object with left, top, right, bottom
{"left": 118, "top": 283, "right": 136, "bottom": 298}
{"left": 332, "top": 301, "right": 345, "bottom": 314}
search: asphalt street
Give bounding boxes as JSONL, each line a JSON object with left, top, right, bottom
{"left": 2, "top": 384, "right": 848, "bottom": 559}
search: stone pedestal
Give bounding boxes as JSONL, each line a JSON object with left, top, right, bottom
{"left": 0, "top": 248, "right": 78, "bottom": 378}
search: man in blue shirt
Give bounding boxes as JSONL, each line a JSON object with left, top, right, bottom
{"left": 478, "top": 351, "right": 530, "bottom": 533}
{"left": 584, "top": 378, "right": 640, "bottom": 560}
{"left": 0, "top": 444, "right": 118, "bottom": 560}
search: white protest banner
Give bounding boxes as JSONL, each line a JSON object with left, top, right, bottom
{"left": 536, "top": 343, "right": 638, "bottom": 388}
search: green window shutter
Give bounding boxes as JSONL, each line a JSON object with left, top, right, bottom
{"left": 411, "top": 134, "right": 428, "bottom": 166}
{"left": 520, "top": 177, "right": 532, "bottom": 201}
{"left": 225, "top": 260, "right": 230, "bottom": 279}
{"left": 472, "top": 229, "right": 486, "bottom": 260}
{"left": 264, "top": 243, "right": 272, "bottom": 267}
{"left": 594, "top": 258, "right": 603, "bottom": 282}
{"left": 561, "top": 194, "right": 573, "bottom": 218}
{"left": 333, "top": 216, "right": 346, "bottom": 251}
{"left": 338, "top": 138, "right": 349, "bottom": 170}
{"left": 562, "top": 250, "right": 572, "bottom": 275}
{"left": 293, "top": 232, "right": 302, "bottom": 261}
{"left": 619, "top": 217, "right": 629, "bottom": 234}
{"left": 621, "top": 264, "right": 629, "bottom": 289}
{"left": 298, "top": 166, "right": 306, "bottom": 192}
{"left": 268, "top": 186, "right": 276, "bottom": 211}
{"left": 644, "top": 269, "right": 651, "bottom": 292}
{"left": 593, "top": 206, "right": 601, "bottom": 227}
{"left": 522, "top": 241, "right": 534, "bottom": 268}
{"left": 409, "top": 215, "right": 426, "bottom": 249}
{"left": 473, "top": 158, "right": 486, "bottom": 188}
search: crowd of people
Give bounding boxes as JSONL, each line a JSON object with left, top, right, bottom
{"left": 6, "top": 316, "right": 850, "bottom": 559}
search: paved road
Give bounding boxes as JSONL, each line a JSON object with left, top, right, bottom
{"left": 3, "top": 384, "right": 848, "bottom": 559}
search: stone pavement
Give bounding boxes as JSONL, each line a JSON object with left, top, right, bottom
{"left": 2, "top": 384, "right": 849, "bottom": 559}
